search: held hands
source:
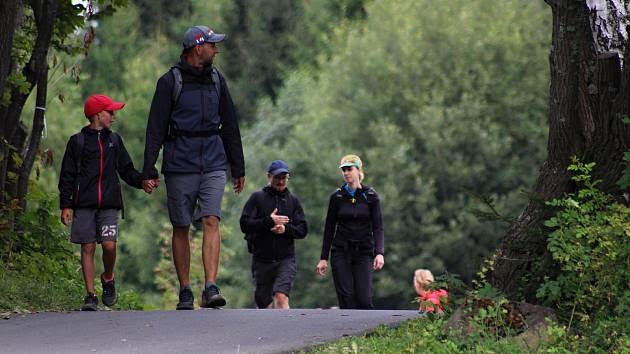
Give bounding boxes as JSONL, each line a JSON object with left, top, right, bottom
{"left": 373, "top": 254, "right": 385, "bottom": 271}
{"left": 142, "top": 179, "right": 160, "bottom": 194}
{"left": 316, "top": 259, "right": 328, "bottom": 277}
{"left": 60, "top": 208, "right": 73, "bottom": 226}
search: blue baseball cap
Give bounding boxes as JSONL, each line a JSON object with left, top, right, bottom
{"left": 182, "top": 25, "right": 226, "bottom": 49}
{"left": 267, "top": 160, "right": 289, "bottom": 175}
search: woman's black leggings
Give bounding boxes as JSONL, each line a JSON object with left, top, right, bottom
{"left": 331, "top": 251, "right": 374, "bottom": 309}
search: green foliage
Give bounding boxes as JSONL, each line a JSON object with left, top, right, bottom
{"left": 0, "top": 187, "right": 148, "bottom": 312}
{"left": 309, "top": 316, "right": 529, "bottom": 354}
{"left": 0, "top": 187, "right": 83, "bottom": 311}
{"left": 538, "top": 157, "right": 630, "bottom": 351}
{"left": 237, "top": 0, "right": 550, "bottom": 308}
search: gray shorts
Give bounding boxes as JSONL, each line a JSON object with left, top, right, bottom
{"left": 165, "top": 171, "right": 227, "bottom": 227}
{"left": 251, "top": 256, "right": 297, "bottom": 308}
{"left": 70, "top": 208, "right": 119, "bottom": 244}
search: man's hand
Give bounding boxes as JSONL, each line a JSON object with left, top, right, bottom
{"left": 270, "top": 208, "right": 289, "bottom": 225}
{"left": 316, "top": 260, "right": 328, "bottom": 277}
{"left": 60, "top": 208, "right": 73, "bottom": 226}
{"left": 270, "top": 224, "right": 286, "bottom": 234}
{"left": 233, "top": 176, "right": 245, "bottom": 194}
{"left": 373, "top": 254, "right": 385, "bottom": 270}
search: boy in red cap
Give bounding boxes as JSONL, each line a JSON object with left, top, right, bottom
{"left": 58, "top": 94, "right": 157, "bottom": 311}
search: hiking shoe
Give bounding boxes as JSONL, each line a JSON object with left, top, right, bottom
{"left": 81, "top": 293, "right": 98, "bottom": 311}
{"left": 101, "top": 274, "right": 117, "bottom": 307}
{"left": 201, "top": 284, "right": 226, "bottom": 308}
{"left": 176, "top": 287, "right": 194, "bottom": 310}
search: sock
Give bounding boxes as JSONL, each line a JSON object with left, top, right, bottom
{"left": 205, "top": 282, "right": 216, "bottom": 289}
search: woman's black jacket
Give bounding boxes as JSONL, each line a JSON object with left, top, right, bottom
{"left": 320, "top": 184, "right": 384, "bottom": 260}
{"left": 240, "top": 186, "right": 308, "bottom": 262}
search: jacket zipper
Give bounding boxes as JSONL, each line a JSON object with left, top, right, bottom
{"left": 97, "top": 131, "right": 104, "bottom": 208}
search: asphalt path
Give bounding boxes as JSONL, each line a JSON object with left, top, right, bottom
{"left": 0, "top": 309, "right": 423, "bottom": 353}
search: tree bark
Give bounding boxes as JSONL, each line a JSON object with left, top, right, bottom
{"left": 490, "top": 0, "right": 630, "bottom": 301}
{"left": 0, "top": 1, "right": 24, "bottom": 206}
{"left": 0, "top": 0, "right": 22, "bottom": 103}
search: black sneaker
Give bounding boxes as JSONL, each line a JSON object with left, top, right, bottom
{"left": 201, "top": 284, "right": 226, "bottom": 308}
{"left": 176, "top": 287, "right": 194, "bottom": 310}
{"left": 101, "top": 274, "right": 117, "bottom": 307}
{"left": 81, "top": 293, "right": 98, "bottom": 311}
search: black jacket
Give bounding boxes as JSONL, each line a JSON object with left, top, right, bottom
{"left": 143, "top": 59, "right": 245, "bottom": 178}
{"left": 240, "top": 186, "right": 308, "bottom": 261}
{"left": 58, "top": 127, "right": 143, "bottom": 210}
{"left": 320, "top": 184, "right": 385, "bottom": 260}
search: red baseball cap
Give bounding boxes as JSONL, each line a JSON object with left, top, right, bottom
{"left": 83, "top": 94, "right": 125, "bottom": 118}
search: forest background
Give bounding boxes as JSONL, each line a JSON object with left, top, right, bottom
{"left": 8, "top": 0, "right": 552, "bottom": 309}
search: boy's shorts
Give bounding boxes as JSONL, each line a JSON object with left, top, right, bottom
{"left": 165, "top": 171, "right": 226, "bottom": 227}
{"left": 70, "top": 208, "right": 119, "bottom": 244}
{"left": 251, "top": 256, "right": 297, "bottom": 308}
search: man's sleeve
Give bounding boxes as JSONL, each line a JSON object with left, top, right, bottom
{"left": 142, "top": 74, "right": 172, "bottom": 179}
{"left": 217, "top": 71, "right": 245, "bottom": 178}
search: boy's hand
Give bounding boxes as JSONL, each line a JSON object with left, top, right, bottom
{"left": 60, "top": 208, "right": 73, "bottom": 226}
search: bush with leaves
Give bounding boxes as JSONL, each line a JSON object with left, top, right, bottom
{"left": 537, "top": 157, "right": 630, "bottom": 351}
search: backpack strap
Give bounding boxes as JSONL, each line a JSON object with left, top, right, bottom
{"left": 170, "top": 66, "right": 221, "bottom": 105}
{"left": 211, "top": 67, "right": 221, "bottom": 98}
{"left": 171, "top": 67, "right": 183, "bottom": 105}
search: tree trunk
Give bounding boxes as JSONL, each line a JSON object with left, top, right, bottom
{"left": 0, "top": 0, "right": 56, "bottom": 208}
{"left": 490, "top": 0, "right": 630, "bottom": 301}
{"left": 0, "top": 0, "right": 22, "bottom": 103}
{"left": 16, "top": 0, "right": 58, "bottom": 210}
{"left": 0, "top": 0, "right": 24, "bottom": 206}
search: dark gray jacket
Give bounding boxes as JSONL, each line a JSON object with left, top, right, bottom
{"left": 143, "top": 59, "right": 245, "bottom": 178}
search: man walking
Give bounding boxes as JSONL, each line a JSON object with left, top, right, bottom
{"left": 143, "top": 25, "right": 245, "bottom": 309}
{"left": 240, "top": 160, "right": 307, "bottom": 309}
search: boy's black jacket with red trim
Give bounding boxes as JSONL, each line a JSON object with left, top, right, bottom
{"left": 58, "top": 127, "right": 143, "bottom": 210}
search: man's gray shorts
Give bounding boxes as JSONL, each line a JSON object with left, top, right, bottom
{"left": 165, "top": 171, "right": 227, "bottom": 227}
{"left": 70, "top": 208, "right": 119, "bottom": 244}
{"left": 252, "top": 256, "right": 297, "bottom": 308}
